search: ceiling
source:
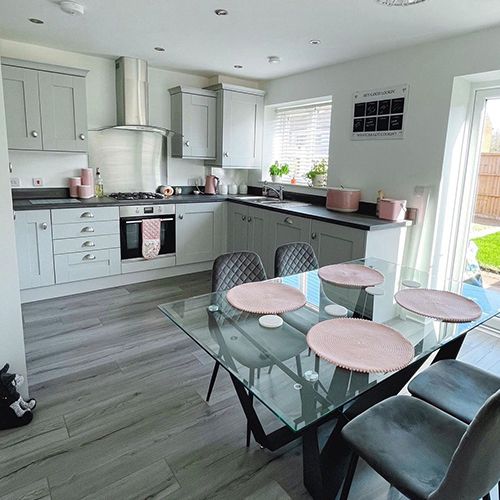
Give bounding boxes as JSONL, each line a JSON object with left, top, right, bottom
{"left": 2, "top": 0, "right": 500, "bottom": 80}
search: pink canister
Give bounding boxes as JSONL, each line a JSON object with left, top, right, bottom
{"left": 69, "top": 177, "right": 81, "bottom": 198}
{"left": 326, "top": 187, "right": 361, "bottom": 213}
{"left": 77, "top": 184, "right": 93, "bottom": 199}
{"left": 81, "top": 168, "right": 94, "bottom": 187}
{"left": 379, "top": 199, "right": 407, "bottom": 221}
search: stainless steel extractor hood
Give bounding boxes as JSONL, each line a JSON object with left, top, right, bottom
{"left": 94, "top": 57, "right": 178, "bottom": 138}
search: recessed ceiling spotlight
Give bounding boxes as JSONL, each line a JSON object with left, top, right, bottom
{"left": 29, "top": 18, "right": 44, "bottom": 24}
{"left": 268, "top": 56, "right": 281, "bottom": 64}
{"left": 60, "top": 1, "right": 85, "bottom": 16}
{"left": 215, "top": 9, "right": 228, "bottom": 16}
{"left": 154, "top": 47, "right": 165, "bottom": 52}
{"left": 374, "top": 0, "right": 428, "bottom": 5}
{"left": 234, "top": 65, "right": 243, "bottom": 69}
{"left": 309, "top": 39, "right": 321, "bottom": 45}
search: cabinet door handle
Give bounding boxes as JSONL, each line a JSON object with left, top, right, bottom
{"left": 31, "top": 131, "right": 38, "bottom": 138}
{"left": 224, "top": 152, "right": 229, "bottom": 157}
{"left": 81, "top": 212, "right": 94, "bottom": 218}
{"left": 311, "top": 233, "right": 317, "bottom": 240}
{"left": 9, "top": 162, "right": 13, "bottom": 174}
{"left": 284, "top": 217, "right": 293, "bottom": 225}
{"left": 83, "top": 254, "right": 96, "bottom": 260}
{"left": 247, "top": 217, "right": 252, "bottom": 222}
{"left": 81, "top": 226, "right": 94, "bottom": 232}
{"left": 40, "top": 222, "right": 48, "bottom": 230}
{"left": 79, "top": 134, "right": 86, "bottom": 140}
{"left": 83, "top": 241, "right": 95, "bottom": 247}
{"left": 185, "top": 140, "right": 190, "bottom": 147}
{"left": 179, "top": 214, "right": 184, "bottom": 220}
{"left": 242, "top": 215, "right": 246, "bottom": 221}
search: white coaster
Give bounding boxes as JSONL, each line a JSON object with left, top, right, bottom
{"left": 259, "top": 315, "right": 283, "bottom": 329}
{"left": 365, "top": 287, "right": 385, "bottom": 296}
{"left": 402, "top": 280, "right": 421, "bottom": 289}
{"left": 325, "top": 304, "right": 348, "bottom": 317}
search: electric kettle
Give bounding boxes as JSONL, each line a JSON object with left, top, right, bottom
{"left": 205, "top": 175, "right": 219, "bottom": 195}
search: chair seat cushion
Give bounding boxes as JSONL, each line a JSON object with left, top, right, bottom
{"left": 342, "top": 396, "right": 467, "bottom": 500}
{"left": 408, "top": 360, "right": 500, "bottom": 424}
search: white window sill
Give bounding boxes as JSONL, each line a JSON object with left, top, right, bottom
{"left": 253, "top": 180, "right": 328, "bottom": 197}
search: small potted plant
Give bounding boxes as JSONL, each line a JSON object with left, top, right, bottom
{"left": 305, "top": 159, "right": 328, "bottom": 187}
{"left": 269, "top": 161, "right": 290, "bottom": 182}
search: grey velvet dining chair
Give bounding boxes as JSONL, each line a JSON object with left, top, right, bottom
{"left": 274, "top": 242, "right": 319, "bottom": 277}
{"left": 206, "top": 251, "right": 267, "bottom": 403}
{"left": 339, "top": 391, "right": 500, "bottom": 500}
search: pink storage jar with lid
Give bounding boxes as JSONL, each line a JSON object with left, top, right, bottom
{"left": 326, "top": 187, "right": 360, "bottom": 213}
{"left": 379, "top": 198, "right": 407, "bottom": 221}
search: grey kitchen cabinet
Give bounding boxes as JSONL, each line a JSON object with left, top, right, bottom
{"left": 2, "top": 65, "right": 43, "bottom": 150}
{"left": 176, "top": 203, "right": 223, "bottom": 265}
{"left": 204, "top": 84, "right": 265, "bottom": 169}
{"left": 38, "top": 71, "right": 88, "bottom": 152}
{"left": 227, "top": 202, "right": 249, "bottom": 252}
{"left": 1, "top": 58, "right": 89, "bottom": 152}
{"left": 227, "top": 202, "right": 272, "bottom": 274}
{"left": 310, "top": 219, "right": 367, "bottom": 267}
{"left": 169, "top": 87, "right": 217, "bottom": 159}
{"left": 15, "top": 210, "right": 55, "bottom": 290}
{"left": 269, "top": 211, "right": 312, "bottom": 252}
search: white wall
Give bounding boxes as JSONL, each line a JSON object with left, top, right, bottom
{"left": 0, "top": 61, "right": 28, "bottom": 395}
{"left": 259, "top": 25, "right": 500, "bottom": 271}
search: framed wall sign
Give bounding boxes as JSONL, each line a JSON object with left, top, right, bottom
{"left": 351, "top": 84, "right": 409, "bottom": 141}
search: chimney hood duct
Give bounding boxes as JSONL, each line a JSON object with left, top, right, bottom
{"left": 95, "top": 57, "right": 178, "bottom": 138}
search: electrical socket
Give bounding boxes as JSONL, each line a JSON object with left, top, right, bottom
{"left": 32, "top": 177, "right": 44, "bottom": 187}
{"left": 10, "top": 177, "right": 20, "bottom": 187}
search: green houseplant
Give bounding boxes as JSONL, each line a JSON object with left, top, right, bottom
{"left": 305, "top": 159, "right": 328, "bottom": 187}
{"left": 269, "top": 161, "right": 290, "bottom": 182}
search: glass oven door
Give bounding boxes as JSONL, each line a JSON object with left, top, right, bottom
{"left": 120, "top": 216, "right": 176, "bottom": 260}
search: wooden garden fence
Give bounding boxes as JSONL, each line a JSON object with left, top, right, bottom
{"left": 475, "top": 154, "right": 500, "bottom": 220}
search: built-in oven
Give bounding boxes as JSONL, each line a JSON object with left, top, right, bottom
{"left": 119, "top": 204, "right": 176, "bottom": 261}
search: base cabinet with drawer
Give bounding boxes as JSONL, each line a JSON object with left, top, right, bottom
{"left": 176, "top": 203, "right": 223, "bottom": 265}
{"left": 14, "top": 210, "right": 55, "bottom": 289}
{"left": 51, "top": 207, "right": 120, "bottom": 284}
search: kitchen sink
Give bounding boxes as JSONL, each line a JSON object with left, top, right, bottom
{"left": 254, "top": 200, "right": 311, "bottom": 208}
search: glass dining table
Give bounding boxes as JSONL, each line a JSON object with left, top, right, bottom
{"left": 158, "top": 257, "right": 500, "bottom": 500}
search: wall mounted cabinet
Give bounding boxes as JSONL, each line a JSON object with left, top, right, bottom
{"left": 1, "top": 58, "right": 89, "bottom": 152}
{"left": 169, "top": 86, "right": 217, "bottom": 159}
{"left": 204, "top": 83, "right": 265, "bottom": 169}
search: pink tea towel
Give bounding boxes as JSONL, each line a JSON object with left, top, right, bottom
{"left": 142, "top": 219, "right": 161, "bottom": 259}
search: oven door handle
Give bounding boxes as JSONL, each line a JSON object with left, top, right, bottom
{"left": 124, "top": 217, "right": 175, "bottom": 224}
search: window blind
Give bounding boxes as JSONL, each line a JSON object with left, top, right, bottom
{"left": 272, "top": 101, "right": 332, "bottom": 185}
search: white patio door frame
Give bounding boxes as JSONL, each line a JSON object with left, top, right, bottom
{"left": 440, "top": 85, "right": 500, "bottom": 284}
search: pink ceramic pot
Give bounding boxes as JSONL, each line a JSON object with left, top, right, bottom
{"left": 77, "top": 184, "right": 93, "bottom": 199}
{"left": 69, "top": 177, "right": 81, "bottom": 198}
{"left": 326, "top": 188, "right": 360, "bottom": 213}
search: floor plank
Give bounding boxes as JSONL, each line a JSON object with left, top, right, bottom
{"left": 2, "top": 271, "right": 499, "bottom": 500}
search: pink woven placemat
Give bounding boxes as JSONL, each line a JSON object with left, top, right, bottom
{"left": 226, "top": 282, "right": 307, "bottom": 314}
{"left": 318, "top": 264, "right": 385, "bottom": 288}
{"left": 394, "top": 288, "right": 482, "bottom": 323}
{"left": 307, "top": 318, "right": 414, "bottom": 373}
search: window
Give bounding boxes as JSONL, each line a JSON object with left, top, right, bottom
{"left": 271, "top": 101, "right": 332, "bottom": 185}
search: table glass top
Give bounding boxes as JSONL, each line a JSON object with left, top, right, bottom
{"left": 159, "top": 257, "right": 500, "bottom": 431}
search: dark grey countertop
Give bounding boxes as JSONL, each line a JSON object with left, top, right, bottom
{"left": 13, "top": 194, "right": 410, "bottom": 231}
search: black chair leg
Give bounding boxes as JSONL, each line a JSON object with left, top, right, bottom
{"left": 206, "top": 362, "right": 220, "bottom": 402}
{"left": 339, "top": 453, "right": 359, "bottom": 500}
{"left": 268, "top": 365, "right": 273, "bottom": 374}
{"left": 246, "top": 392, "right": 254, "bottom": 447}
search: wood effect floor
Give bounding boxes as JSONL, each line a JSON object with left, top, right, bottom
{"left": 1, "top": 272, "right": 500, "bottom": 500}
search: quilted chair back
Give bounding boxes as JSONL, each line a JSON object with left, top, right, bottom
{"left": 430, "top": 388, "right": 500, "bottom": 500}
{"left": 211, "top": 251, "right": 267, "bottom": 293}
{"left": 275, "top": 242, "right": 319, "bottom": 278}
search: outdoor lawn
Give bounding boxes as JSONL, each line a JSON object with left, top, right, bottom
{"left": 473, "top": 231, "right": 500, "bottom": 272}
